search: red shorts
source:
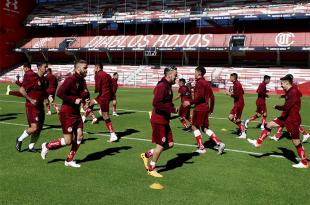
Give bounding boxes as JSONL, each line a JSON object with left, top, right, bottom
{"left": 230, "top": 104, "right": 244, "bottom": 121}
{"left": 95, "top": 97, "right": 110, "bottom": 112}
{"left": 179, "top": 105, "right": 190, "bottom": 118}
{"left": 192, "top": 110, "right": 209, "bottom": 129}
{"left": 112, "top": 96, "right": 116, "bottom": 101}
{"left": 256, "top": 103, "right": 267, "bottom": 114}
{"left": 25, "top": 102, "right": 45, "bottom": 128}
{"left": 273, "top": 117, "right": 300, "bottom": 139}
{"left": 59, "top": 113, "right": 83, "bottom": 134}
{"left": 151, "top": 123, "right": 173, "bottom": 146}
{"left": 47, "top": 89, "right": 56, "bottom": 99}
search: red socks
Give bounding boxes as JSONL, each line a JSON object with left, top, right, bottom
{"left": 180, "top": 119, "right": 189, "bottom": 128}
{"left": 249, "top": 114, "right": 258, "bottom": 121}
{"left": 46, "top": 138, "right": 65, "bottom": 150}
{"left": 299, "top": 127, "right": 309, "bottom": 135}
{"left": 105, "top": 119, "right": 114, "bottom": 133}
{"left": 275, "top": 127, "right": 283, "bottom": 139}
{"left": 261, "top": 116, "right": 267, "bottom": 126}
{"left": 296, "top": 144, "right": 308, "bottom": 166}
{"left": 194, "top": 130, "right": 204, "bottom": 149}
{"left": 67, "top": 140, "right": 81, "bottom": 162}
{"left": 257, "top": 129, "right": 271, "bottom": 145}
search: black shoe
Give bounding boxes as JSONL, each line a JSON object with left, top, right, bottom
{"left": 15, "top": 138, "right": 22, "bottom": 152}
{"left": 183, "top": 126, "right": 192, "bottom": 132}
{"left": 28, "top": 147, "right": 36, "bottom": 153}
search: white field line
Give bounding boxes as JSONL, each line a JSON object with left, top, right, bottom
{"left": 0, "top": 121, "right": 300, "bottom": 160}
{"left": 0, "top": 99, "right": 309, "bottom": 128}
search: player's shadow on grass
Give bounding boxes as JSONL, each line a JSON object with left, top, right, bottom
{"left": 157, "top": 152, "right": 199, "bottom": 173}
{"left": 116, "top": 128, "right": 140, "bottom": 139}
{"left": 42, "top": 124, "right": 62, "bottom": 130}
{"left": 77, "top": 146, "right": 132, "bottom": 164}
{"left": 249, "top": 147, "right": 299, "bottom": 164}
{"left": 114, "top": 111, "right": 135, "bottom": 116}
{"left": 0, "top": 113, "right": 22, "bottom": 121}
{"left": 81, "top": 137, "right": 98, "bottom": 144}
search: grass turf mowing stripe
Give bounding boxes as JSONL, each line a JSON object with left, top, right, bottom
{"left": 0, "top": 121, "right": 300, "bottom": 161}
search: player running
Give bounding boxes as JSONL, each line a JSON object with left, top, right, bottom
{"left": 111, "top": 72, "right": 119, "bottom": 116}
{"left": 247, "top": 74, "right": 308, "bottom": 168}
{"left": 140, "top": 66, "right": 178, "bottom": 178}
{"left": 15, "top": 62, "right": 48, "bottom": 152}
{"left": 244, "top": 75, "right": 270, "bottom": 130}
{"left": 189, "top": 66, "right": 225, "bottom": 154}
{"left": 173, "top": 78, "right": 192, "bottom": 131}
{"left": 45, "top": 68, "right": 60, "bottom": 115}
{"left": 41, "top": 60, "right": 89, "bottom": 168}
{"left": 225, "top": 73, "right": 246, "bottom": 139}
{"left": 6, "top": 63, "right": 31, "bottom": 98}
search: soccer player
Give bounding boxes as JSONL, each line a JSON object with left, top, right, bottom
{"left": 15, "top": 62, "right": 48, "bottom": 152}
{"left": 269, "top": 126, "right": 309, "bottom": 142}
{"left": 83, "top": 63, "right": 117, "bottom": 142}
{"left": 111, "top": 72, "right": 119, "bottom": 116}
{"left": 247, "top": 74, "right": 308, "bottom": 168}
{"left": 41, "top": 60, "right": 89, "bottom": 168}
{"left": 173, "top": 78, "right": 192, "bottom": 131}
{"left": 45, "top": 68, "right": 60, "bottom": 115}
{"left": 189, "top": 66, "right": 225, "bottom": 154}
{"left": 140, "top": 66, "right": 178, "bottom": 178}
{"left": 225, "top": 73, "right": 246, "bottom": 139}
{"left": 6, "top": 63, "right": 31, "bottom": 97}
{"left": 244, "top": 75, "right": 270, "bottom": 130}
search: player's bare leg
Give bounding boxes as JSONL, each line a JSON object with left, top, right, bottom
{"left": 292, "top": 138, "right": 308, "bottom": 168}
{"left": 247, "top": 121, "right": 279, "bottom": 147}
{"left": 179, "top": 117, "right": 190, "bottom": 129}
{"left": 269, "top": 126, "right": 283, "bottom": 141}
{"left": 148, "top": 143, "right": 173, "bottom": 178}
{"left": 192, "top": 125, "right": 206, "bottom": 154}
{"left": 228, "top": 114, "right": 246, "bottom": 139}
{"left": 204, "top": 128, "right": 225, "bottom": 155}
{"left": 102, "top": 112, "right": 117, "bottom": 142}
{"left": 112, "top": 99, "right": 118, "bottom": 116}
{"left": 82, "top": 99, "right": 96, "bottom": 123}
{"left": 16, "top": 123, "right": 39, "bottom": 152}
{"left": 65, "top": 128, "right": 83, "bottom": 168}
{"left": 45, "top": 99, "right": 51, "bottom": 115}
{"left": 48, "top": 95, "right": 59, "bottom": 114}
{"left": 244, "top": 113, "right": 261, "bottom": 129}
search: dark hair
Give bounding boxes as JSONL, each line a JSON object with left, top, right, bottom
{"left": 23, "top": 62, "right": 31, "bottom": 69}
{"left": 263, "top": 75, "right": 270, "bottom": 81}
{"left": 36, "top": 61, "right": 48, "bottom": 68}
{"left": 47, "top": 68, "right": 52, "bottom": 73}
{"left": 74, "top": 59, "right": 88, "bottom": 69}
{"left": 164, "top": 65, "right": 177, "bottom": 76}
{"left": 113, "top": 72, "right": 118, "bottom": 76}
{"left": 95, "top": 62, "right": 103, "bottom": 70}
{"left": 179, "top": 78, "right": 186, "bottom": 84}
{"left": 195, "top": 66, "right": 206, "bottom": 76}
{"left": 230, "top": 73, "right": 238, "bottom": 79}
{"left": 280, "top": 74, "right": 293, "bottom": 84}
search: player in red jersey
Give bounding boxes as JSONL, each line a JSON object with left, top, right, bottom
{"left": 225, "top": 73, "right": 246, "bottom": 139}
{"left": 45, "top": 68, "right": 60, "bottom": 115}
{"left": 83, "top": 63, "right": 118, "bottom": 142}
{"left": 15, "top": 62, "right": 48, "bottom": 152}
{"left": 6, "top": 63, "right": 31, "bottom": 98}
{"left": 173, "top": 78, "right": 192, "bottom": 131}
{"left": 244, "top": 75, "right": 270, "bottom": 130}
{"left": 140, "top": 66, "right": 178, "bottom": 178}
{"left": 40, "top": 60, "right": 89, "bottom": 168}
{"left": 247, "top": 74, "right": 308, "bottom": 168}
{"left": 111, "top": 72, "right": 119, "bottom": 116}
{"left": 189, "top": 66, "right": 225, "bottom": 154}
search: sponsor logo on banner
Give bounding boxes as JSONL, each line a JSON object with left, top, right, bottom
{"left": 275, "top": 32, "right": 295, "bottom": 47}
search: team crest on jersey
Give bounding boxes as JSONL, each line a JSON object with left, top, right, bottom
{"left": 67, "top": 127, "right": 72, "bottom": 132}
{"left": 162, "top": 137, "right": 166, "bottom": 143}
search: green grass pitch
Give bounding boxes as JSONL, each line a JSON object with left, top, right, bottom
{"left": 0, "top": 83, "right": 310, "bottom": 205}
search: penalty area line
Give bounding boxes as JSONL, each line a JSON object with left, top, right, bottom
{"left": 0, "top": 121, "right": 297, "bottom": 160}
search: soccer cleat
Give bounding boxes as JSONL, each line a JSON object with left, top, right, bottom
{"left": 40, "top": 143, "right": 48, "bottom": 159}
{"left": 302, "top": 134, "right": 310, "bottom": 143}
{"left": 147, "top": 170, "right": 163, "bottom": 178}
{"left": 140, "top": 153, "right": 149, "bottom": 170}
{"left": 28, "top": 147, "right": 36, "bottom": 153}
{"left": 46, "top": 110, "right": 52, "bottom": 115}
{"left": 82, "top": 115, "right": 86, "bottom": 123}
{"left": 195, "top": 148, "right": 206, "bottom": 154}
{"left": 244, "top": 120, "right": 249, "bottom": 129}
{"left": 15, "top": 137, "right": 22, "bottom": 152}
{"left": 183, "top": 127, "right": 192, "bottom": 132}
{"left": 80, "top": 107, "right": 85, "bottom": 113}
{"left": 217, "top": 142, "right": 225, "bottom": 155}
{"left": 237, "top": 132, "right": 247, "bottom": 139}
{"left": 292, "top": 162, "right": 309, "bottom": 169}
{"left": 112, "top": 112, "right": 119, "bottom": 116}
{"left": 6, "top": 85, "right": 11, "bottom": 95}
{"left": 247, "top": 139, "right": 261, "bottom": 148}
{"left": 269, "top": 135, "right": 279, "bottom": 142}
{"left": 65, "top": 160, "right": 81, "bottom": 168}
{"left": 260, "top": 125, "right": 265, "bottom": 131}
{"left": 91, "top": 118, "right": 98, "bottom": 124}
{"left": 109, "top": 132, "right": 118, "bottom": 142}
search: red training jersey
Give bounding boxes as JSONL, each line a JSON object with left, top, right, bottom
{"left": 256, "top": 82, "right": 268, "bottom": 105}
{"left": 231, "top": 80, "right": 244, "bottom": 106}
{"left": 22, "top": 69, "right": 47, "bottom": 104}
{"left": 178, "top": 85, "right": 192, "bottom": 103}
{"left": 193, "top": 77, "right": 214, "bottom": 112}
{"left": 112, "top": 78, "right": 118, "bottom": 95}
{"left": 57, "top": 73, "right": 87, "bottom": 115}
{"left": 94, "top": 70, "right": 113, "bottom": 101}
{"left": 46, "top": 73, "right": 58, "bottom": 92}
{"left": 151, "top": 77, "right": 176, "bottom": 125}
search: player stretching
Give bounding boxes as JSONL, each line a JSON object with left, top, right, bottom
{"left": 173, "top": 78, "right": 192, "bottom": 131}
{"left": 247, "top": 75, "right": 308, "bottom": 168}
{"left": 83, "top": 63, "right": 117, "bottom": 142}
{"left": 6, "top": 63, "right": 31, "bottom": 97}
{"left": 15, "top": 62, "right": 48, "bottom": 152}
{"left": 190, "top": 66, "right": 225, "bottom": 154}
{"left": 225, "top": 73, "right": 246, "bottom": 139}
{"left": 111, "top": 72, "right": 119, "bottom": 116}
{"left": 41, "top": 60, "right": 89, "bottom": 168}
{"left": 46, "top": 68, "right": 60, "bottom": 115}
{"left": 244, "top": 75, "right": 270, "bottom": 130}
{"left": 140, "top": 66, "right": 178, "bottom": 178}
